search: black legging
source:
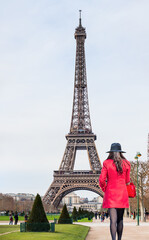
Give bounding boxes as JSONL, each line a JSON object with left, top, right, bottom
{"left": 109, "top": 208, "right": 125, "bottom": 240}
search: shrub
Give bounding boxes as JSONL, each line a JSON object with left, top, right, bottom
{"left": 58, "top": 204, "right": 72, "bottom": 224}
{"left": 72, "top": 206, "right": 78, "bottom": 221}
{"left": 26, "top": 193, "right": 50, "bottom": 232}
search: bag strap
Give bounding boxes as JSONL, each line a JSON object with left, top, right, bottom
{"left": 123, "top": 159, "right": 132, "bottom": 184}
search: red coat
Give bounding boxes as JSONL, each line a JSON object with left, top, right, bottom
{"left": 99, "top": 158, "right": 130, "bottom": 208}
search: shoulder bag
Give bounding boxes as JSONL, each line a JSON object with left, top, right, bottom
{"left": 127, "top": 179, "right": 136, "bottom": 198}
{"left": 123, "top": 160, "right": 136, "bottom": 198}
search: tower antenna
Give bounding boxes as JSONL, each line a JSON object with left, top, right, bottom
{"left": 79, "top": 10, "right": 82, "bottom": 26}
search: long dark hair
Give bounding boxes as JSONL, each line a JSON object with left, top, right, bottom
{"left": 107, "top": 152, "right": 126, "bottom": 173}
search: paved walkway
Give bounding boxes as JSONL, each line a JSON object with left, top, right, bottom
{"left": 75, "top": 217, "right": 149, "bottom": 240}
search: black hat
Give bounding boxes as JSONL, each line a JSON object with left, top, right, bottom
{"left": 106, "top": 143, "right": 126, "bottom": 153}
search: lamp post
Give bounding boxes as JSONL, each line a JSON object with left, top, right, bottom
{"left": 134, "top": 152, "right": 141, "bottom": 226}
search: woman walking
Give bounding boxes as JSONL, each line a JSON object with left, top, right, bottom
{"left": 99, "top": 143, "right": 130, "bottom": 240}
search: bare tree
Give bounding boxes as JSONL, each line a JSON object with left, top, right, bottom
{"left": 0, "top": 194, "right": 14, "bottom": 211}
{"left": 130, "top": 160, "right": 149, "bottom": 221}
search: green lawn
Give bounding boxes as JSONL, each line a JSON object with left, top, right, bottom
{"left": 0, "top": 224, "right": 89, "bottom": 240}
{"left": 0, "top": 216, "right": 24, "bottom": 221}
{"left": 77, "top": 218, "right": 92, "bottom": 222}
{"left": 0, "top": 225, "right": 19, "bottom": 234}
{"left": 47, "top": 214, "right": 60, "bottom": 220}
{"left": 0, "top": 215, "right": 60, "bottom": 221}
{"left": 0, "top": 215, "right": 92, "bottom": 222}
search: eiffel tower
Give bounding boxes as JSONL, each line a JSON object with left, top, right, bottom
{"left": 43, "top": 11, "right": 103, "bottom": 209}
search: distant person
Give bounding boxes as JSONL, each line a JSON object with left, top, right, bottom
{"left": 101, "top": 212, "right": 105, "bottom": 222}
{"left": 9, "top": 214, "right": 13, "bottom": 225}
{"left": 133, "top": 211, "right": 136, "bottom": 220}
{"left": 94, "top": 212, "right": 97, "bottom": 219}
{"left": 99, "top": 143, "right": 131, "bottom": 240}
{"left": 106, "top": 211, "right": 109, "bottom": 219}
{"left": 24, "top": 214, "right": 28, "bottom": 222}
{"left": 14, "top": 212, "right": 18, "bottom": 225}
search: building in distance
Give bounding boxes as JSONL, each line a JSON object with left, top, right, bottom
{"left": 6, "top": 193, "right": 35, "bottom": 201}
{"left": 62, "top": 192, "right": 103, "bottom": 212}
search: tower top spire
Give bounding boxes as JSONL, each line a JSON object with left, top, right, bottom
{"left": 79, "top": 10, "right": 82, "bottom": 26}
{"left": 75, "top": 10, "right": 86, "bottom": 39}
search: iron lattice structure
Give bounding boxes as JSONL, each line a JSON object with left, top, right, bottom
{"left": 147, "top": 133, "right": 149, "bottom": 162}
{"left": 70, "top": 16, "right": 92, "bottom": 135}
{"left": 43, "top": 13, "right": 103, "bottom": 209}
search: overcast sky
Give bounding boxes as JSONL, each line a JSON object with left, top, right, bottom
{"left": 1, "top": 0, "right": 149, "bottom": 200}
